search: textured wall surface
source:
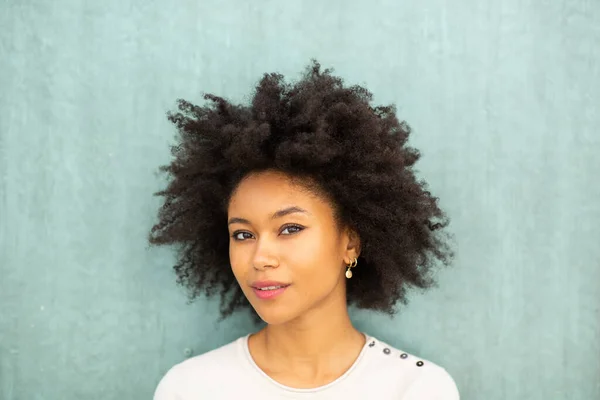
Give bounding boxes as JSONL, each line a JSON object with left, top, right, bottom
{"left": 1, "top": 1, "right": 599, "bottom": 399}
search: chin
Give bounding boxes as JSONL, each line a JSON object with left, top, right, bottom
{"left": 253, "top": 305, "right": 299, "bottom": 326}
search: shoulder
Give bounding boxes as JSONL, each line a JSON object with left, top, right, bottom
{"left": 153, "top": 336, "right": 244, "bottom": 400}
{"left": 362, "top": 335, "right": 460, "bottom": 400}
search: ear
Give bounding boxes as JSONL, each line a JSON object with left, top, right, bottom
{"left": 343, "top": 227, "right": 361, "bottom": 263}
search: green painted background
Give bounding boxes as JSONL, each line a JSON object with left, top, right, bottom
{"left": 1, "top": 1, "right": 599, "bottom": 399}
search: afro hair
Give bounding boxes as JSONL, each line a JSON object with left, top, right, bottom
{"left": 149, "top": 59, "right": 455, "bottom": 323}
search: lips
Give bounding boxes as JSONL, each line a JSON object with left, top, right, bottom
{"left": 251, "top": 280, "right": 291, "bottom": 290}
{"left": 250, "top": 280, "right": 291, "bottom": 300}
{"left": 252, "top": 286, "right": 289, "bottom": 300}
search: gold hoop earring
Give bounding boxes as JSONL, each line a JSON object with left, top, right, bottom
{"left": 345, "top": 258, "right": 358, "bottom": 279}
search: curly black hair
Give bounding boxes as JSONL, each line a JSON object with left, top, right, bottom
{"left": 149, "top": 59, "right": 454, "bottom": 323}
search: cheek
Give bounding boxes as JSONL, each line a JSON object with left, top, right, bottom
{"left": 286, "top": 229, "right": 343, "bottom": 285}
{"left": 229, "top": 243, "right": 247, "bottom": 282}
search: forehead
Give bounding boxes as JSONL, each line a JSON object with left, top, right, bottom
{"left": 227, "top": 171, "right": 329, "bottom": 216}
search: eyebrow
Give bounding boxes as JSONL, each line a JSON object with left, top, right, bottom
{"left": 228, "top": 206, "right": 310, "bottom": 226}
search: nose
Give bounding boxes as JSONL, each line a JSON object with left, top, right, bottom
{"left": 252, "top": 237, "right": 280, "bottom": 271}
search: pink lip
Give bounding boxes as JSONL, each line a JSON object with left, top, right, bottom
{"left": 251, "top": 280, "right": 290, "bottom": 289}
{"left": 252, "top": 286, "right": 289, "bottom": 300}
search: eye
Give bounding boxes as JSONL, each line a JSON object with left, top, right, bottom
{"left": 231, "top": 231, "right": 253, "bottom": 241}
{"left": 281, "top": 224, "right": 304, "bottom": 235}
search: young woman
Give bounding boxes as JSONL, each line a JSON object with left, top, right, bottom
{"left": 150, "top": 60, "right": 459, "bottom": 399}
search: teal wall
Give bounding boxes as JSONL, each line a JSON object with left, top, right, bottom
{"left": 1, "top": 1, "right": 599, "bottom": 399}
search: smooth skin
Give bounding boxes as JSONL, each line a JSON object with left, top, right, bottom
{"left": 227, "top": 169, "right": 365, "bottom": 389}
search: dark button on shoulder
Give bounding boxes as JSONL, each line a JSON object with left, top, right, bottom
{"left": 400, "top": 353, "right": 408, "bottom": 359}
{"left": 416, "top": 361, "right": 424, "bottom": 367}
{"left": 368, "top": 341, "right": 375, "bottom": 347}
{"left": 383, "top": 348, "right": 391, "bottom": 355}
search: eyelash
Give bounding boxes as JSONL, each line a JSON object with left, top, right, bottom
{"left": 231, "top": 224, "right": 304, "bottom": 241}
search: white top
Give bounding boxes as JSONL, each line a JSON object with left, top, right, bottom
{"left": 153, "top": 333, "right": 460, "bottom": 399}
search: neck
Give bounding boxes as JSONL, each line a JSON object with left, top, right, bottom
{"left": 263, "top": 312, "right": 361, "bottom": 360}
{"left": 249, "top": 290, "right": 366, "bottom": 379}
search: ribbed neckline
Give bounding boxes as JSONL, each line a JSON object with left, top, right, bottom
{"left": 239, "top": 332, "right": 372, "bottom": 394}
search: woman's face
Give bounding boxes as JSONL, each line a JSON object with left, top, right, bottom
{"left": 227, "top": 170, "right": 360, "bottom": 325}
